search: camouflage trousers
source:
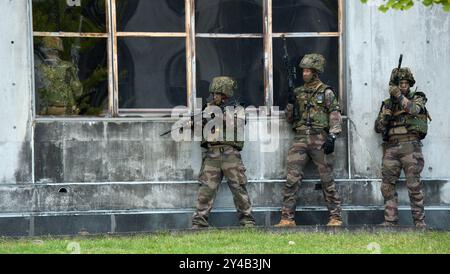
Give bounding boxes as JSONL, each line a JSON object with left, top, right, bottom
{"left": 381, "top": 140, "right": 425, "bottom": 224}
{"left": 192, "top": 145, "right": 255, "bottom": 227}
{"left": 281, "top": 133, "right": 342, "bottom": 221}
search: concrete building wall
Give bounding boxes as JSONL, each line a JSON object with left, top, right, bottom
{"left": 0, "top": 1, "right": 449, "bottom": 235}
{"left": 346, "top": 1, "right": 450, "bottom": 179}
{"left": 0, "top": 0, "right": 33, "bottom": 184}
{"left": 32, "top": 120, "right": 349, "bottom": 183}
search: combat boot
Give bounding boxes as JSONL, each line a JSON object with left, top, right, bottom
{"left": 415, "top": 221, "right": 427, "bottom": 229}
{"left": 192, "top": 224, "right": 209, "bottom": 229}
{"left": 379, "top": 221, "right": 399, "bottom": 227}
{"left": 274, "top": 219, "right": 296, "bottom": 228}
{"left": 242, "top": 223, "right": 256, "bottom": 228}
{"left": 326, "top": 218, "right": 343, "bottom": 226}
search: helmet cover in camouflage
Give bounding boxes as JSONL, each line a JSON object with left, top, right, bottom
{"left": 390, "top": 67, "right": 416, "bottom": 87}
{"left": 209, "top": 76, "right": 237, "bottom": 97}
{"left": 41, "top": 36, "right": 64, "bottom": 52}
{"left": 299, "top": 53, "right": 326, "bottom": 74}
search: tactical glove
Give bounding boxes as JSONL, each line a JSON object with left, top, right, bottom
{"left": 389, "top": 85, "right": 401, "bottom": 99}
{"left": 322, "top": 134, "right": 336, "bottom": 155}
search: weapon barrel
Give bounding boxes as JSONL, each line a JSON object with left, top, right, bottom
{"left": 398, "top": 54, "right": 403, "bottom": 70}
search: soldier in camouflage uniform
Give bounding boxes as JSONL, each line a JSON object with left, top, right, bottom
{"left": 374, "top": 67, "right": 429, "bottom": 228}
{"left": 275, "top": 54, "right": 343, "bottom": 227}
{"left": 35, "top": 36, "right": 83, "bottom": 115}
{"left": 192, "top": 76, "right": 256, "bottom": 229}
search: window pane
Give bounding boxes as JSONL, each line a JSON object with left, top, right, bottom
{"left": 117, "top": 0, "right": 185, "bottom": 32}
{"left": 273, "top": 37, "right": 339, "bottom": 109}
{"left": 196, "top": 38, "right": 264, "bottom": 107}
{"left": 32, "top": 0, "right": 106, "bottom": 33}
{"left": 34, "top": 37, "right": 108, "bottom": 116}
{"left": 273, "top": 0, "right": 338, "bottom": 33}
{"left": 196, "top": 0, "right": 263, "bottom": 33}
{"left": 118, "top": 38, "right": 187, "bottom": 109}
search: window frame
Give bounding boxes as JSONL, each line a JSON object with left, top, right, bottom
{"left": 31, "top": 0, "right": 344, "bottom": 118}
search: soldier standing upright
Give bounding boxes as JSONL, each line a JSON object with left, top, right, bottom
{"left": 191, "top": 76, "right": 256, "bottom": 229}
{"left": 275, "top": 54, "right": 343, "bottom": 227}
{"left": 35, "top": 36, "right": 83, "bottom": 115}
{"left": 374, "top": 67, "right": 429, "bottom": 228}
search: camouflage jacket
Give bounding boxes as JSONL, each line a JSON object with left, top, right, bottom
{"left": 286, "top": 80, "right": 342, "bottom": 135}
{"left": 375, "top": 88, "right": 429, "bottom": 140}
{"left": 201, "top": 101, "right": 246, "bottom": 151}
{"left": 36, "top": 59, "right": 83, "bottom": 114}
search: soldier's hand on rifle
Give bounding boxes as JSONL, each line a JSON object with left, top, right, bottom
{"left": 391, "top": 68, "right": 400, "bottom": 85}
{"left": 285, "top": 103, "right": 294, "bottom": 123}
{"left": 382, "top": 108, "right": 393, "bottom": 125}
{"left": 389, "top": 85, "right": 401, "bottom": 99}
{"left": 382, "top": 107, "right": 393, "bottom": 117}
{"left": 322, "top": 133, "right": 336, "bottom": 155}
{"left": 287, "top": 93, "right": 296, "bottom": 105}
{"left": 286, "top": 103, "right": 293, "bottom": 112}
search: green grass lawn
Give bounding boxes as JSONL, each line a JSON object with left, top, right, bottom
{"left": 0, "top": 229, "right": 449, "bottom": 254}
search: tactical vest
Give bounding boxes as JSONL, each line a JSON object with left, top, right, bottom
{"left": 201, "top": 103, "right": 245, "bottom": 151}
{"left": 292, "top": 83, "right": 335, "bottom": 131}
{"left": 383, "top": 91, "right": 429, "bottom": 140}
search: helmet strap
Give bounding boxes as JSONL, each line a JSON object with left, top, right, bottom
{"left": 305, "top": 72, "right": 319, "bottom": 84}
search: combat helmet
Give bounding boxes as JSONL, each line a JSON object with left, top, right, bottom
{"left": 299, "top": 53, "right": 326, "bottom": 74}
{"left": 209, "top": 76, "right": 237, "bottom": 98}
{"left": 390, "top": 67, "right": 416, "bottom": 87}
{"left": 41, "top": 36, "right": 64, "bottom": 52}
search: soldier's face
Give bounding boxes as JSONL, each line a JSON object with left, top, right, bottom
{"left": 302, "top": 68, "right": 314, "bottom": 83}
{"left": 399, "top": 80, "right": 410, "bottom": 94}
{"left": 213, "top": 93, "right": 224, "bottom": 105}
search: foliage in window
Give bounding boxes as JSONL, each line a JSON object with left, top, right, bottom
{"left": 34, "top": 37, "right": 108, "bottom": 116}
{"left": 32, "top": 0, "right": 106, "bottom": 32}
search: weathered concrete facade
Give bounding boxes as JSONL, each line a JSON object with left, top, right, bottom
{"left": 347, "top": 1, "right": 450, "bottom": 179}
{"left": 0, "top": 1, "right": 449, "bottom": 236}
{"left": 0, "top": 0, "right": 33, "bottom": 185}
